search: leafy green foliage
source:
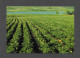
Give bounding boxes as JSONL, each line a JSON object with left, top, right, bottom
{"left": 7, "top": 14, "right": 74, "bottom": 53}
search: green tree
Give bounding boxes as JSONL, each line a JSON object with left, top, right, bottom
{"left": 66, "top": 10, "right": 74, "bottom": 15}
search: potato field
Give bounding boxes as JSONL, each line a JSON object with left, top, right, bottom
{"left": 6, "top": 14, "right": 74, "bottom": 53}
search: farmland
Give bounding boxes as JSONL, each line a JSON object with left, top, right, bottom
{"left": 6, "top": 14, "right": 74, "bottom": 53}
{"left": 7, "top": 6, "right": 74, "bottom": 12}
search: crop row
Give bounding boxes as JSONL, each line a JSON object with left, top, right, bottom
{"left": 7, "top": 15, "right": 74, "bottom": 53}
